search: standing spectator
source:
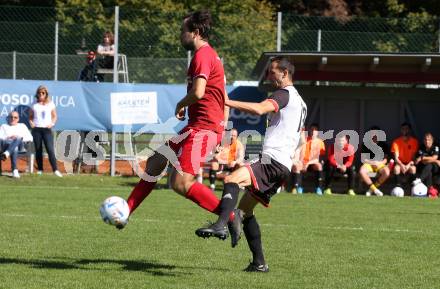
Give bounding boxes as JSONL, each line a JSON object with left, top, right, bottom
{"left": 391, "top": 122, "right": 418, "bottom": 190}
{"left": 208, "top": 128, "right": 244, "bottom": 190}
{"left": 97, "top": 31, "right": 115, "bottom": 69}
{"left": 359, "top": 126, "right": 390, "bottom": 197}
{"left": 324, "top": 134, "right": 356, "bottom": 196}
{"left": 289, "top": 123, "right": 325, "bottom": 195}
{"left": 414, "top": 132, "right": 438, "bottom": 195}
{"left": 0, "top": 111, "right": 33, "bottom": 178}
{"left": 29, "top": 85, "right": 62, "bottom": 177}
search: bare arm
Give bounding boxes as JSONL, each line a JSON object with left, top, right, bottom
{"left": 97, "top": 45, "right": 114, "bottom": 56}
{"left": 49, "top": 108, "right": 57, "bottom": 128}
{"left": 236, "top": 142, "right": 245, "bottom": 164}
{"left": 422, "top": 155, "right": 438, "bottom": 164}
{"left": 393, "top": 151, "right": 405, "bottom": 167}
{"left": 29, "top": 109, "right": 35, "bottom": 128}
{"left": 225, "top": 99, "right": 276, "bottom": 116}
{"left": 223, "top": 92, "right": 230, "bottom": 129}
{"left": 175, "top": 77, "right": 207, "bottom": 120}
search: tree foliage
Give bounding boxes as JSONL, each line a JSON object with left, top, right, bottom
{"left": 3, "top": 0, "right": 439, "bottom": 81}
{"left": 54, "top": 0, "right": 276, "bottom": 82}
{"left": 269, "top": 0, "right": 440, "bottom": 18}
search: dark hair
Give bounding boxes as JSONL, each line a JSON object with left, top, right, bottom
{"left": 184, "top": 10, "right": 212, "bottom": 40}
{"left": 401, "top": 122, "right": 411, "bottom": 128}
{"left": 310, "top": 123, "right": 319, "bottom": 129}
{"left": 87, "top": 50, "right": 96, "bottom": 60}
{"left": 270, "top": 56, "right": 295, "bottom": 80}
{"left": 424, "top": 132, "right": 434, "bottom": 140}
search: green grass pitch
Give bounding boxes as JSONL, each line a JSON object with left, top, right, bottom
{"left": 0, "top": 175, "right": 440, "bottom": 289}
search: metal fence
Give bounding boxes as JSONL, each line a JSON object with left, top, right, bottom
{"left": 0, "top": 6, "right": 439, "bottom": 83}
{"left": 0, "top": 51, "right": 189, "bottom": 83}
{"left": 281, "top": 14, "right": 440, "bottom": 53}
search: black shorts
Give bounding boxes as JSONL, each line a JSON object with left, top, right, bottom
{"left": 245, "top": 156, "right": 290, "bottom": 207}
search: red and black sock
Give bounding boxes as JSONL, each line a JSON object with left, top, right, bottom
{"left": 186, "top": 182, "right": 235, "bottom": 221}
{"left": 186, "top": 182, "right": 221, "bottom": 214}
{"left": 126, "top": 180, "right": 156, "bottom": 215}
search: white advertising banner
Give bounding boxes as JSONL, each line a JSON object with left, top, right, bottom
{"left": 111, "top": 91, "right": 158, "bottom": 124}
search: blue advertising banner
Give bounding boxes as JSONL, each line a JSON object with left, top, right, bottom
{"left": 0, "top": 79, "right": 266, "bottom": 134}
{"left": 228, "top": 86, "right": 267, "bottom": 135}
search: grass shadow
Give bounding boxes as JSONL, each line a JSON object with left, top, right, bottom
{"left": 0, "top": 257, "right": 182, "bottom": 276}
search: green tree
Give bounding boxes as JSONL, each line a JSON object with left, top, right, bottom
{"left": 188, "top": 0, "right": 276, "bottom": 81}
{"left": 55, "top": 0, "right": 276, "bottom": 82}
{"left": 371, "top": 1, "right": 438, "bottom": 53}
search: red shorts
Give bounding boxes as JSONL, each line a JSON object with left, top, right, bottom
{"left": 168, "top": 128, "right": 222, "bottom": 175}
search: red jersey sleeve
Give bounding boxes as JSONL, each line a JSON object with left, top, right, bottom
{"left": 328, "top": 145, "right": 337, "bottom": 167}
{"left": 344, "top": 144, "right": 355, "bottom": 167}
{"left": 190, "top": 46, "right": 212, "bottom": 81}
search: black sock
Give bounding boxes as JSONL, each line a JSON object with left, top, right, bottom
{"left": 395, "top": 174, "right": 402, "bottom": 187}
{"left": 292, "top": 172, "right": 301, "bottom": 188}
{"left": 296, "top": 173, "right": 302, "bottom": 187}
{"left": 243, "top": 215, "right": 265, "bottom": 266}
{"left": 217, "top": 183, "right": 239, "bottom": 226}
{"left": 209, "top": 169, "right": 217, "bottom": 186}
{"left": 316, "top": 170, "right": 323, "bottom": 188}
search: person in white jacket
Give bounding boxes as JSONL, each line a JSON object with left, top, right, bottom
{"left": 0, "top": 111, "right": 33, "bottom": 178}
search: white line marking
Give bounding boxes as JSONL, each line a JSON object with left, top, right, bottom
{"left": 0, "top": 213, "right": 426, "bottom": 234}
{"left": 0, "top": 185, "right": 122, "bottom": 191}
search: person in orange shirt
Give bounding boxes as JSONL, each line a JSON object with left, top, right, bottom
{"left": 391, "top": 122, "right": 419, "bottom": 190}
{"left": 208, "top": 128, "right": 244, "bottom": 190}
{"left": 289, "top": 123, "right": 326, "bottom": 195}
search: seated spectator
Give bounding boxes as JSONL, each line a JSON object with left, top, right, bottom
{"left": 359, "top": 126, "right": 390, "bottom": 197}
{"left": 78, "top": 50, "right": 98, "bottom": 82}
{"left": 97, "top": 31, "right": 115, "bottom": 69}
{"left": 207, "top": 128, "right": 244, "bottom": 190}
{"left": 0, "top": 111, "right": 33, "bottom": 178}
{"left": 324, "top": 134, "right": 356, "bottom": 196}
{"left": 391, "top": 122, "right": 418, "bottom": 191}
{"left": 289, "top": 123, "right": 325, "bottom": 195}
{"left": 414, "top": 132, "right": 439, "bottom": 197}
{"left": 433, "top": 158, "right": 440, "bottom": 197}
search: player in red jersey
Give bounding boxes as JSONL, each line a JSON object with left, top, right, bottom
{"left": 120, "top": 10, "right": 238, "bottom": 240}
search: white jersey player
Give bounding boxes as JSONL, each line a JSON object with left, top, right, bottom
{"left": 196, "top": 56, "right": 307, "bottom": 273}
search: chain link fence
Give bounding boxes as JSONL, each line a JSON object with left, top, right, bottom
{"left": 1, "top": 6, "right": 439, "bottom": 83}
{"left": 282, "top": 14, "right": 440, "bottom": 53}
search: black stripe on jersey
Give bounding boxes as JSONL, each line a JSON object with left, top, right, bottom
{"left": 268, "top": 89, "right": 289, "bottom": 111}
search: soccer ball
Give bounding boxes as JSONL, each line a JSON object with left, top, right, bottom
{"left": 411, "top": 179, "right": 427, "bottom": 197}
{"left": 99, "top": 196, "right": 130, "bottom": 227}
{"left": 391, "top": 186, "right": 404, "bottom": 197}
